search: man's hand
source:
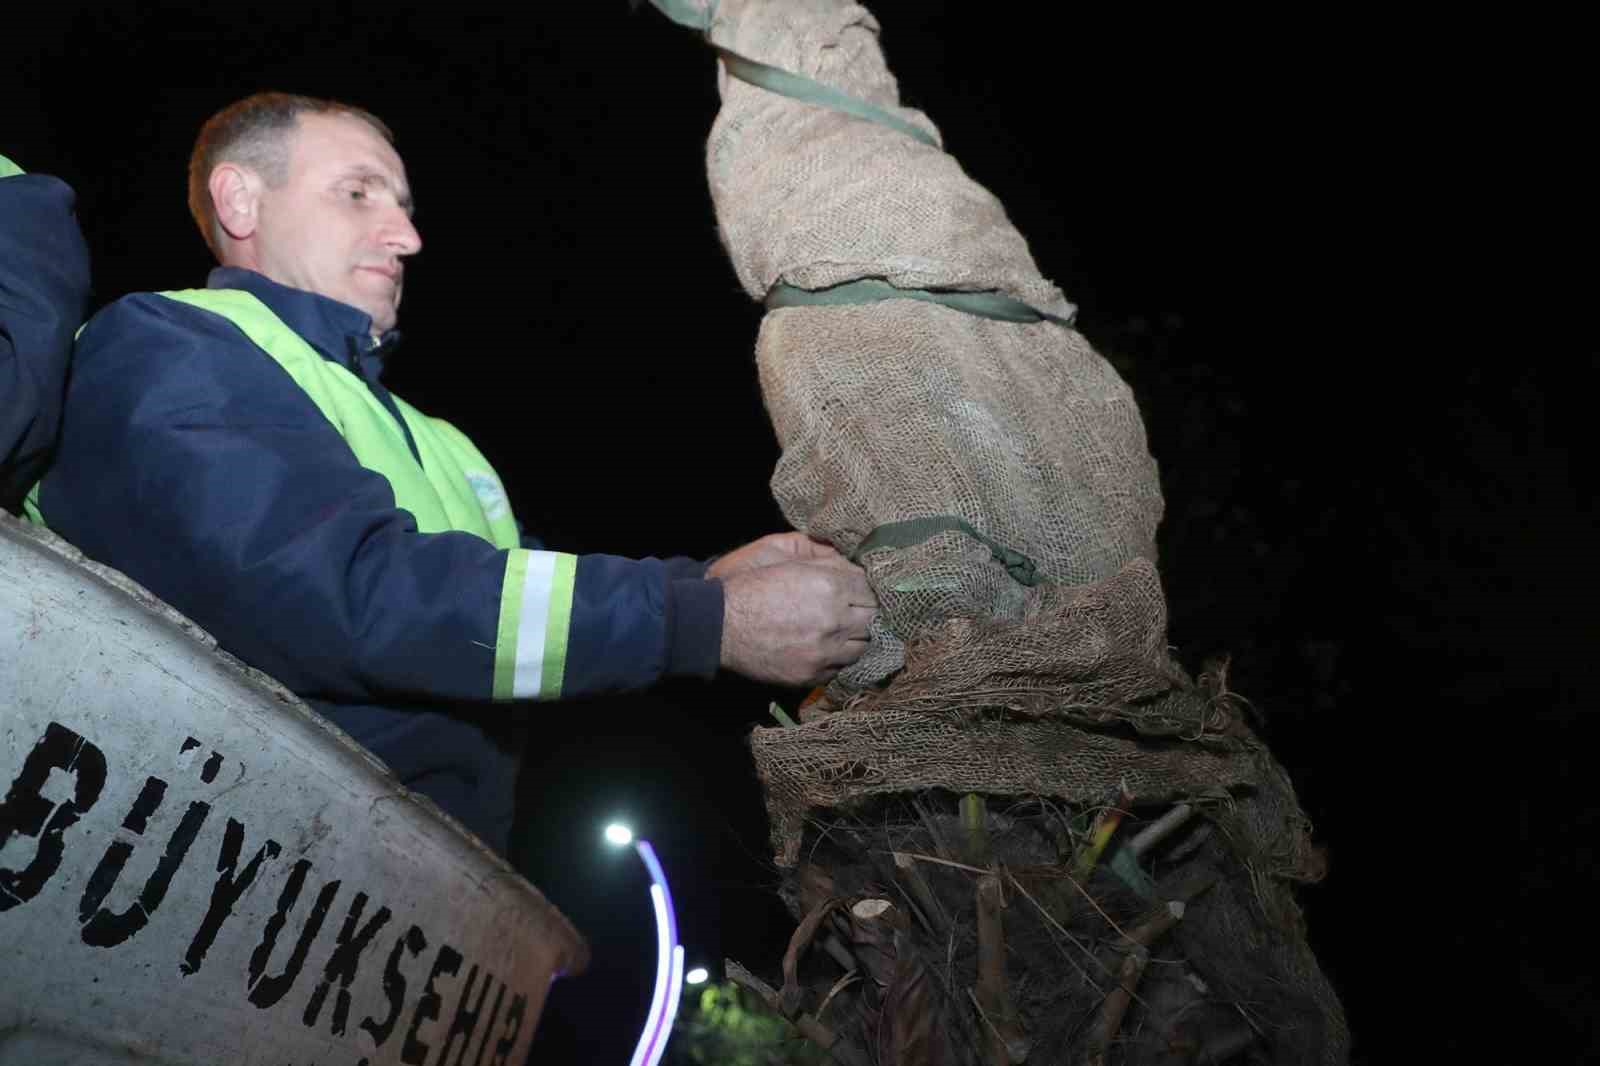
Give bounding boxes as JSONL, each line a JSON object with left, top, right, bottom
{"left": 718, "top": 556, "right": 877, "bottom": 687}
{"left": 705, "top": 531, "right": 843, "bottom": 580}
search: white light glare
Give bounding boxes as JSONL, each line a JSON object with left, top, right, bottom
{"left": 685, "top": 967, "right": 709, "bottom": 986}
{"left": 605, "top": 823, "right": 634, "bottom": 846}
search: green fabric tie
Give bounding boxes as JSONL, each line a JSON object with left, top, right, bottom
{"left": 647, "top": 0, "right": 715, "bottom": 31}
{"left": 713, "top": 47, "right": 939, "bottom": 149}
{"left": 853, "top": 516, "right": 1043, "bottom": 588}
{"left": 767, "top": 278, "right": 1074, "bottom": 327}
{"left": 645, "top": 0, "right": 937, "bottom": 148}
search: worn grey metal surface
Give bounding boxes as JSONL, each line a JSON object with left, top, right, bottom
{"left": 0, "top": 514, "right": 588, "bottom": 1065}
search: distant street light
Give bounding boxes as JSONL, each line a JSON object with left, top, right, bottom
{"left": 605, "top": 822, "right": 634, "bottom": 847}
{"left": 684, "top": 966, "right": 709, "bottom": 986}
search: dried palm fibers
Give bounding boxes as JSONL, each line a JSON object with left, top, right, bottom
{"left": 653, "top": 1, "right": 1347, "bottom": 1061}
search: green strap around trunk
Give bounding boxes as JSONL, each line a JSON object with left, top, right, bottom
{"left": 768, "top": 278, "right": 1074, "bottom": 327}
{"left": 647, "top": 1, "right": 937, "bottom": 147}
{"left": 853, "top": 516, "right": 1043, "bottom": 588}
{"left": 647, "top": 0, "right": 715, "bottom": 31}
{"left": 713, "top": 46, "right": 939, "bottom": 148}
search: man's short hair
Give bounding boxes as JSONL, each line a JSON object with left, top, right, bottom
{"left": 187, "top": 92, "right": 394, "bottom": 259}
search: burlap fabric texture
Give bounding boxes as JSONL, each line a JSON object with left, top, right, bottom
{"left": 696, "top": 0, "right": 1165, "bottom": 698}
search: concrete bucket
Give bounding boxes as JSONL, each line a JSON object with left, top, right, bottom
{"left": 0, "top": 513, "right": 588, "bottom": 1065}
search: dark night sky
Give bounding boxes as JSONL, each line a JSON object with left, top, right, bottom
{"left": 8, "top": 3, "right": 1589, "bottom": 1063}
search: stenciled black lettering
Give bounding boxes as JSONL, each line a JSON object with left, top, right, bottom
{"left": 78, "top": 778, "right": 166, "bottom": 923}
{"left": 487, "top": 993, "right": 526, "bottom": 1066}
{"left": 78, "top": 775, "right": 210, "bottom": 948}
{"left": 182, "top": 817, "right": 282, "bottom": 976}
{"left": 0, "top": 722, "right": 107, "bottom": 910}
{"left": 200, "top": 752, "right": 223, "bottom": 784}
{"left": 119, "top": 776, "right": 166, "bottom": 834}
{"left": 246, "top": 860, "right": 341, "bottom": 1009}
{"left": 434, "top": 964, "right": 491, "bottom": 1066}
{"left": 401, "top": 943, "right": 463, "bottom": 1065}
{"left": 470, "top": 980, "right": 506, "bottom": 1066}
{"left": 361, "top": 925, "right": 427, "bottom": 1049}
{"left": 303, "top": 891, "right": 392, "bottom": 1035}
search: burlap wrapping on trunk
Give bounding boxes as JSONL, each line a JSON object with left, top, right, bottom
{"left": 664, "top": 1, "right": 1349, "bottom": 1060}
{"left": 701, "top": 0, "right": 1164, "bottom": 696}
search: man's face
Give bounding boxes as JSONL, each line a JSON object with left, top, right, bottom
{"left": 251, "top": 112, "right": 420, "bottom": 334}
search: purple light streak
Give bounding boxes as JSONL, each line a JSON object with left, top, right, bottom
{"left": 628, "top": 839, "right": 684, "bottom": 1066}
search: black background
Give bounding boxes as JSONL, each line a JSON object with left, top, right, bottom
{"left": 8, "top": 3, "right": 1588, "bottom": 1063}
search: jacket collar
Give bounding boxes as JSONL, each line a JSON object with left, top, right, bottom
{"left": 205, "top": 267, "right": 402, "bottom": 374}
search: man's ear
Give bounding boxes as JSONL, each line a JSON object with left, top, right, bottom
{"left": 209, "top": 163, "right": 261, "bottom": 242}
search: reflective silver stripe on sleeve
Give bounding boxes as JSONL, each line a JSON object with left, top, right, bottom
{"left": 513, "top": 551, "right": 558, "bottom": 698}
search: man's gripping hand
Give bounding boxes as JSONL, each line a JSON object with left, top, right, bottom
{"left": 717, "top": 555, "right": 877, "bottom": 687}
{"left": 705, "top": 531, "right": 843, "bottom": 579}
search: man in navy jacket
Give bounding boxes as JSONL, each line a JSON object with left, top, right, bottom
{"left": 0, "top": 153, "right": 92, "bottom": 514}
{"left": 32, "top": 94, "right": 875, "bottom": 853}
